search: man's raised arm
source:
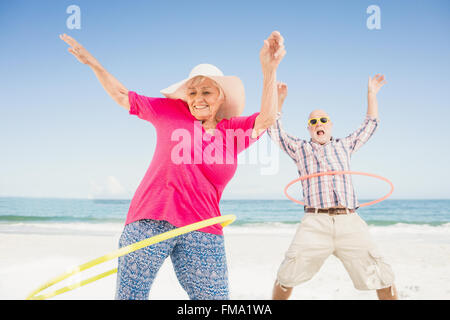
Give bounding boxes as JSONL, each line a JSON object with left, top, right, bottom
{"left": 367, "top": 74, "right": 387, "bottom": 119}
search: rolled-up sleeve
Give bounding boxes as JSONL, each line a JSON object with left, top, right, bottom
{"left": 267, "top": 117, "right": 305, "bottom": 160}
{"left": 343, "top": 115, "right": 380, "bottom": 154}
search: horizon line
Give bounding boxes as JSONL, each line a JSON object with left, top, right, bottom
{"left": 1, "top": 196, "right": 449, "bottom": 201}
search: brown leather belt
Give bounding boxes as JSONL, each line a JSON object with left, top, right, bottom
{"left": 305, "top": 207, "right": 355, "bottom": 215}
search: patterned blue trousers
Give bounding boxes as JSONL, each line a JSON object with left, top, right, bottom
{"left": 115, "top": 219, "right": 229, "bottom": 300}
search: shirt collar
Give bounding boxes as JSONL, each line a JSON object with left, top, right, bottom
{"left": 309, "top": 136, "right": 335, "bottom": 147}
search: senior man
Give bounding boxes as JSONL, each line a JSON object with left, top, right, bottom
{"left": 268, "top": 76, "right": 398, "bottom": 300}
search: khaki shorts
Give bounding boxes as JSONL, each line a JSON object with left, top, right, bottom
{"left": 277, "top": 212, "right": 395, "bottom": 290}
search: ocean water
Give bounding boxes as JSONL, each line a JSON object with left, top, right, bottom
{"left": 0, "top": 197, "right": 449, "bottom": 236}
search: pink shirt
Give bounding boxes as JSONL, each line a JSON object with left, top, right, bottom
{"left": 126, "top": 91, "right": 263, "bottom": 234}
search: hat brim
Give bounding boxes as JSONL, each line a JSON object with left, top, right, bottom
{"left": 160, "top": 75, "right": 245, "bottom": 119}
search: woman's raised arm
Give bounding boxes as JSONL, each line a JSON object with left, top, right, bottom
{"left": 253, "top": 31, "right": 286, "bottom": 138}
{"left": 60, "top": 34, "right": 130, "bottom": 111}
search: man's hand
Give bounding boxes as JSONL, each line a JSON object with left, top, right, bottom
{"left": 60, "top": 33, "right": 97, "bottom": 66}
{"left": 367, "top": 74, "right": 386, "bottom": 119}
{"left": 277, "top": 82, "right": 288, "bottom": 112}
{"left": 368, "top": 74, "right": 387, "bottom": 95}
{"left": 260, "top": 31, "right": 286, "bottom": 75}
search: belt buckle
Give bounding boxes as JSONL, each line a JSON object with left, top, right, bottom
{"left": 309, "top": 208, "right": 350, "bottom": 215}
{"left": 330, "top": 208, "right": 349, "bottom": 215}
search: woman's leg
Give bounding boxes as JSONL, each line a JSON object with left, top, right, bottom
{"left": 170, "top": 231, "right": 229, "bottom": 300}
{"left": 115, "top": 219, "right": 176, "bottom": 300}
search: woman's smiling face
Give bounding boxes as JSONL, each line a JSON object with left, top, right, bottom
{"left": 185, "top": 76, "right": 224, "bottom": 122}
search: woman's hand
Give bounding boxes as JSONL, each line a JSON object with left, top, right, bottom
{"left": 260, "top": 31, "right": 286, "bottom": 75}
{"left": 368, "top": 74, "right": 387, "bottom": 95}
{"left": 60, "top": 33, "right": 97, "bottom": 66}
{"left": 60, "top": 33, "right": 129, "bottom": 110}
{"left": 253, "top": 32, "right": 286, "bottom": 138}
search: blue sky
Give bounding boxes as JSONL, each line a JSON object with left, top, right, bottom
{"left": 1, "top": 0, "right": 449, "bottom": 200}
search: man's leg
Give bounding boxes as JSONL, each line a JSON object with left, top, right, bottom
{"left": 272, "top": 214, "right": 334, "bottom": 300}
{"left": 377, "top": 285, "right": 398, "bottom": 300}
{"left": 334, "top": 213, "right": 397, "bottom": 298}
{"left": 272, "top": 281, "right": 293, "bottom": 300}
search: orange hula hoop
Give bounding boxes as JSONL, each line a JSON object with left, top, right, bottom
{"left": 284, "top": 171, "right": 394, "bottom": 207}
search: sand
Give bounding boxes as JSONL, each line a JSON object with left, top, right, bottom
{"left": 1, "top": 223, "right": 449, "bottom": 300}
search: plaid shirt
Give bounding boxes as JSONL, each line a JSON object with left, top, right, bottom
{"left": 267, "top": 115, "right": 379, "bottom": 209}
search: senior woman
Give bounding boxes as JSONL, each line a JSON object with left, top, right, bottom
{"left": 60, "top": 31, "right": 285, "bottom": 299}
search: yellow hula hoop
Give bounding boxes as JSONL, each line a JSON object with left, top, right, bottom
{"left": 25, "top": 214, "right": 236, "bottom": 300}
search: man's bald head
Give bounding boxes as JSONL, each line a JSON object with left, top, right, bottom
{"left": 309, "top": 109, "right": 330, "bottom": 120}
{"left": 307, "top": 109, "right": 333, "bottom": 145}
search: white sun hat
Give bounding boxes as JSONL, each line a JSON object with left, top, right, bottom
{"left": 160, "top": 63, "right": 245, "bottom": 119}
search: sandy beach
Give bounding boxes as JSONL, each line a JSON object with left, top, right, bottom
{"left": 1, "top": 223, "right": 449, "bottom": 300}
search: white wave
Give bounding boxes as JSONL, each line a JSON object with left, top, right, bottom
{"left": 225, "top": 222, "right": 299, "bottom": 235}
{"left": 226, "top": 221, "right": 450, "bottom": 236}
{"left": 0, "top": 222, "right": 124, "bottom": 236}
{"left": 1, "top": 221, "right": 449, "bottom": 237}
{"left": 368, "top": 222, "right": 450, "bottom": 235}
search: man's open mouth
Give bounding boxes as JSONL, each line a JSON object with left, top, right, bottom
{"left": 316, "top": 130, "right": 325, "bottom": 136}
